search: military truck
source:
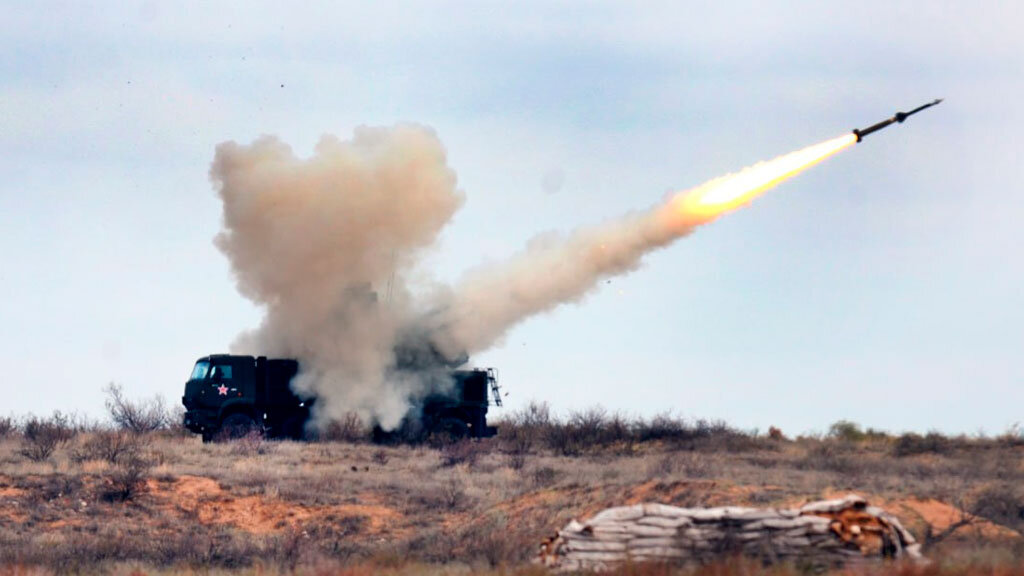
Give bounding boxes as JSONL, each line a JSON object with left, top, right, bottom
{"left": 181, "top": 354, "right": 501, "bottom": 442}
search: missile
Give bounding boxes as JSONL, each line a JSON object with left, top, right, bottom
{"left": 852, "top": 99, "right": 943, "bottom": 142}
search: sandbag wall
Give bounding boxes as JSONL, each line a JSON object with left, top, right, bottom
{"left": 538, "top": 494, "right": 923, "bottom": 571}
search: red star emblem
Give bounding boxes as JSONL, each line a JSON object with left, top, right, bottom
{"left": 217, "top": 385, "right": 229, "bottom": 396}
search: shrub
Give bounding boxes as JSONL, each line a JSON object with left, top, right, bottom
{"left": 72, "top": 430, "right": 143, "bottom": 464}
{"left": 798, "top": 441, "right": 857, "bottom": 474}
{"left": 972, "top": 484, "right": 1024, "bottom": 530}
{"left": 997, "top": 423, "right": 1024, "bottom": 448}
{"left": 104, "top": 383, "right": 168, "bottom": 433}
{"left": 0, "top": 415, "right": 16, "bottom": 438}
{"left": 231, "top": 429, "right": 271, "bottom": 456}
{"left": 439, "top": 439, "right": 490, "bottom": 467}
{"left": 498, "top": 401, "right": 551, "bottom": 454}
{"left": 462, "top": 514, "right": 531, "bottom": 567}
{"left": 828, "top": 420, "right": 867, "bottom": 442}
{"left": 892, "top": 432, "right": 955, "bottom": 457}
{"left": 372, "top": 448, "right": 390, "bottom": 466}
{"left": 19, "top": 413, "right": 75, "bottom": 462}
{"left": 505, "top": 451, "right": 527, "bottom": 471}
{"left": 320, "top": 412, "right": 369, "bottom": 443}
{"left": 103, "top": 452, "right": 153, "bottom": 502}
{"left": 646, "top": 454, "right": 676, "bottom": 478}
{"left": 531, "top": 466, "right": 560, "bottom": 488}
{"left": 635, "top": 411, "right": 688, "bottom": 441}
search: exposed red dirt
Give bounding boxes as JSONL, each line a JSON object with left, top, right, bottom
{"left": 148, "top": 475, "right": 403, "bottom": 535}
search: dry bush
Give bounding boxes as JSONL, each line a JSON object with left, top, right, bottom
{"left": 34, "top": 474, "right": 84, "bottom": 502}
{"left": 530, "top": 465, "right": 560, "bottom": 488}
{"left": 893, "top": 432, "right": 956, "bottom": 457}
{"left": 439, "top": 439, "right": 491, "bottom": 467}
{"left": 996, "top": 423, "right": 1024, "bottom": 448}
{"left": 461, "top": 514, "right": 532, "bottom": 567}
{"left": 104, "top": 382, "right": 169, "bottom": 433}
{"left": 231, "top": 429, "right": 272, "bottom": 456}
{"left": 0, "top": 415, "right": 17, "bottom": 438}
{"left": 320, "top": 412, "right": 370, "bottom": 443}
{"left": 412, "top": 475, "right": 469, "bottom": 512}
{"left": 646, "top": 454, "right": 676, "bottom": 478}
{"left": 677, "top": 452, "right": 716, "bottom": 478}
{"left": 390, "top": 528, "right": 461, "bottom": 564}
{"left": 646, "top": 452, "right": 716, "bottom": 479}
{"left": 546, "top": 407, "right": 612, "bottom": 455}
{"left": 797, "top": 440, "right": 857, "bottom": 474}
{"left": 634, "top": 411, "right": 691, "bottom": 441}
{"left": 19, "top": 413, "right": 75, "bottom": 462}
{"left": 497, "top": 404, "right": 760, "bottom": 456}
{"left": 103, "top": 452, "right": 154, "bottom": 502}
{"left": 166, "top": 404, "right": 191, "bottom": 437}
{"left": 971, "top": 483, "right": 1024, "bottom": 531}
{"left": 71, "top": 429, "right": 143, "bottom": 464}
{"left": 497, "top": 400, "right": 551, "bottom": 452}
{"left": 828, "top": 419, "right": 868, "bottom": 442}
{"left": 505, "top": 450, "right": 527, "bottom": 470}
{"left": 827, "top": 420, "right": 889, "bottom": 443}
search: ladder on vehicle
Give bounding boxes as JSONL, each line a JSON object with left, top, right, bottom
{"left": 487, "top": 368, "right": 502, "bottom": 407}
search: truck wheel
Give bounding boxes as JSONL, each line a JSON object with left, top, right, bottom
{"left": 281, "top": 416, "right": 306, "bottom": 441}
{"left": 437, "top": 418, "right": 469, "bottom": 441}
{"left": 221, "top": 413, "right": 257, "bottom": 440}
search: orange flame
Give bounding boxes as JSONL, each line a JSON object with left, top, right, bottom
{"left": 666, "top": 134, "right": 857, "bottom": 227}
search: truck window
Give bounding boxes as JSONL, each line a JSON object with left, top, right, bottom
{"left": 211, "top": 364, "right": 233, "bottom": 380}
{"left": 190, "top": 361, "right": 210, "bottom": 380}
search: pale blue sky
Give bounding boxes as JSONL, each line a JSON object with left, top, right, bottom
{"left": 2, "top": 1, "right": 1022, "bottom": 434}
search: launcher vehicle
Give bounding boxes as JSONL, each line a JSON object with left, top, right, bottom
{"left": 181, "top": 354, "right": 502, "bottom": 442}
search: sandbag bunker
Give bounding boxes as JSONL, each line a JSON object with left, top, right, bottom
{"left": 538, "top": 494, "right": 924, "bottom": 571}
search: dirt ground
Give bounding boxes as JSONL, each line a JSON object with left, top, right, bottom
{"left": 1, "top": 426, "right": 1022, "bottom": 575}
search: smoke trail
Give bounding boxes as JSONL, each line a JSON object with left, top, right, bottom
{"left": 433, "top": 134, "right": 856, "bottom": 356}
{"left": 211, "top": 127, "right": 853, "bottom": 429}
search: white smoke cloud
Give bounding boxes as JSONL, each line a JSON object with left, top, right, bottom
{"left": 212, "top": 125, "right": 851, "bottom": 429}
{"left": 211, "top": 125, "right": 463, "bottom": 428}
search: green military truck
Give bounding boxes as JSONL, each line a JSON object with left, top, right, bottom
{"left": 181, "top": 354, "right": 501, "bottom": 442}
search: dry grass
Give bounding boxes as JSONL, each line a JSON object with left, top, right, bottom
{"left": 0, "top": 411, "right": 1023, "bottom": 574}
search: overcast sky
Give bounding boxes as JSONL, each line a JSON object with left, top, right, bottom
{"left": 2, "top": 1, "right": 1022, "bottom": 434}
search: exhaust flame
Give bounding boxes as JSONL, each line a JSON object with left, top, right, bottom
{"left": 211, "top": 128, "right": 857, "bottom": 430}
{"left": 668, "top": 134, "right": 857, "bottom": 225}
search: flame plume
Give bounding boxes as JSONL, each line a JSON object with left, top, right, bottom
{"left": 441, "top": 134, "right": 859, "bottom": 356}
{"left": 666, "top": 134, "right": 857, "bottom": 227}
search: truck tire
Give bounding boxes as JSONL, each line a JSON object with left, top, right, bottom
{"left": 437, "top": 418, "right": 469, "bottom": 440}
{"left": 221, "top": 413, "right": 257, "bottom": 440}
{"left": 281, "top": 416, "right": 306, "bottom": 441}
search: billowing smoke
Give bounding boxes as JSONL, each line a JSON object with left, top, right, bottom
{"left": 211, "top": 125, "right": 463, "bottom": 428}
{"left": 212, "top": 126, "right": 853, "bottom": 429}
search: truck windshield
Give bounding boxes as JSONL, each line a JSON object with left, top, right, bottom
{"left": 190, "top": 361, "right": 210, "bottom": 381}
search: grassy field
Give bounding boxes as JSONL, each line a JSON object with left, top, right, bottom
{"left": 0, "top": 406, "right": 1022, "bottom": 575}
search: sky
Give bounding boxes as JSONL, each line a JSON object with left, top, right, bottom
{"left": 2, "top": 1, "right": 1022, "bottom": 435}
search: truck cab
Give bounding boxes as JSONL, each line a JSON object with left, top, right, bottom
{"left": 182, "top": 354, "right": 308, "bottom": 442}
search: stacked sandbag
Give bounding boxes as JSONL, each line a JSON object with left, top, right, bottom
{"left": 538, "top": 494, "right": 923, "bottom": 571}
